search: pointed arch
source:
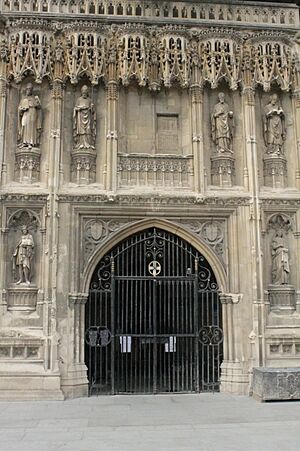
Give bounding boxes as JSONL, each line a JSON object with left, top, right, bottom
{"left": 81, "top": 218, "right": 228, "bottom": 294}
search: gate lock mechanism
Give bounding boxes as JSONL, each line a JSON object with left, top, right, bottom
{"left": 85, "top": 326, "right": 112, "bottom": 347}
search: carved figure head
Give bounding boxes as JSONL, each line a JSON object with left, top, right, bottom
{"left": 270, "top": 93, "right": 279, "bottom": 105}
{"left": 218, "top": 92, "right": 225, "bottom": 103}
{"left": 81, "top": 85, "right": 89, "bottom": 98}
{"left": 21, "top": 225, "right": 28, "bottom": 234}
{"left": 25, "top": 83, "right": 33, "bottom": 96}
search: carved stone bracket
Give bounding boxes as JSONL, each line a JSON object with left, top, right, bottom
{"left": 211, "top": 155, "right": 235, "bottom": 187}
{"left": 15, "top": 146, "right": 41, "bottom": 183}
{"left": 6, "top": 287, "right": 38, "bottom": 311}
{"left": 267, "top": 285, "right": 296, "bottom": 314}
{"left": 263, "top": 154, "right": 287, "bottom": 189}
{"left": 71, "top": 149, "right": 96, "bottom": 185}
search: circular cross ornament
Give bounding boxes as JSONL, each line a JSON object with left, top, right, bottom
{"left": 148, "top": 260, "right": 161, "bottom": 276}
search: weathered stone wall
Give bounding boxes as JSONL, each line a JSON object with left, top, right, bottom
{"left": 0, "top": 1, "right": 299, "bottom": 399}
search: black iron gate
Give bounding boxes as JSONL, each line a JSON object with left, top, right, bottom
{"left": 85, "top": 228, "right": 223, "bottom": 395}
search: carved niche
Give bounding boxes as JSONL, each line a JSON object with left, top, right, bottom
{"left": 210, "top": 93, "right": 235, "bottom": 187}
{"left": 71, "top": 85, "right": 97, "bottom": 185}
{"left": 262, "top": 94, "right": 287, "bottom": 188}
{"left": 6, "top": 209, "right": 41, "bottom": 311}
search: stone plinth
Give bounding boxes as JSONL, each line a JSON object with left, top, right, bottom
{"left": 15, "top": 147, "right": 41, "bottom": 183}
{"left": 211, "top": 155, "right": 235, "bottom": 187}
{"left": 263, "top": 154, "right": 287, "bottom": 189}
{"left": 268, "top": 285, "right": 295, "bottom": 313}
{"left": 7, "top": 287, "right": 38, "bottom": 311}
{"left": 253, "top": 367, "right": 300, "bottom": 402}
{"left": 71, "top": 148, "right": 96, "bottom": 184}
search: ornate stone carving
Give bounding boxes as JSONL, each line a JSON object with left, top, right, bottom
{"left": 12, "top": 225, "right": 35, "bottom": 286}
{"left": 177, "top": 220, "right": 225, "bottom": 262}
{"left": 4, "top": 24, "right": 298, "bottom": 92}
{"left": 83, "top": 218, "right": 136, "bottom": 266}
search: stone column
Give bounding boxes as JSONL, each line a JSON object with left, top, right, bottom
{"left": 292, "top": 90, "right": 300, "bottom": 189}
{"left": 191, "top": 85, "right": 204, "bottom": 193}
{"left": 44, "top": 44, "right": 65, "bottom": 375}
{"left": 0, "top": 33, "right": 8, "bottom": 185}
{"left": 105, "top": 44, "right": 119, "bottom": 193}
{"left": 61, "top": 294, "right": 88, "bottom": 398}
{"left": 220, "top": 293, "right": 247, "bottom": 394}
{"left": 242, "top": 86, "right": 265, "bottom": 368}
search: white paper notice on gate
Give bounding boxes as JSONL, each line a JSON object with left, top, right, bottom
{"left": 120, "top": 336, "right": 132, "bottom": 353}
{"left": 165, "top": 336, "right": 176, "bottom": 353}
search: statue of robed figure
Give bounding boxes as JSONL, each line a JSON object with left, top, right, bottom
{"left": 12, "top": 225, "right": 35, "bottom": 286}
{"left": 73, "top": 85, "right": 96, "bottom": 150}
{"left": 18, "top": 83, "right": 42, "bottom": 148}
{"left": 271, "top": 231, "right": 290, "bottom": 285}
{"left": 263, "top": 94, "right": 286, "bottom": 155}
{"left": 211, "top": 92, "right": 234, "bottom": 154}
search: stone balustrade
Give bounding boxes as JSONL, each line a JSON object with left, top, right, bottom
{"left": 118, "top": 153, "right": 193, "bottom": 189}
{"left": 0, "top": 0, "right": 298, "bottom": 27}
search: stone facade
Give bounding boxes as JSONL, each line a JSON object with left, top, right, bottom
{"left": 0, "top": 0, "right": 300, "bottom": 399}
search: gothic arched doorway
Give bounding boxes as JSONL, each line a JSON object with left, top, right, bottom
{"left": 85, "top": 228, "right": 223, "bottom": 395}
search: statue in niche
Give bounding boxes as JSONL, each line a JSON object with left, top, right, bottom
{"left": 271, "top": 230, "right": 290, "bottom": 285}
{"left": 263, "top": 93, "right": 286, "bottom": 155}
{"left": 17, "top": 83, "right": 42, "bottom": 148}
{"left": 211, "top": 93, "right": 234, "bottom": 154}
{"left": 12, "top": 225, "right": 35, "bottom": 286}
{"left": 73, "top": 85, "right": 96, "bottom": 150}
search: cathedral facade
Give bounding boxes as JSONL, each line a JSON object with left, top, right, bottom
{"left": 0, "top": 0, "right": 300, "bottom": 400}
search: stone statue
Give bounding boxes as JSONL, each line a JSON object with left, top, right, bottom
{"left": 271, "top": 231, "right": 290, "bottom": 285}
{"left": 18, "top": 83, "right": 42, "bottom": 148}
{"left": 263, "top": 94, "right": 286, "bottom": 155}
{"left": 12, "top": 225, "right": 34, "bottom": 286}
{"left": 211, "top": 92, "right": 234, "bottom": 154}
{"left": 73, "top": 85, "right": 96, "bottom": 150}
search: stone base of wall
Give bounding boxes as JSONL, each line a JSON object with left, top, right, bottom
{"left": 0, "top": 372, "right": 64, "bottom": 400}
{"left": 252, "top": 367, "right": 300, "bottom": 402}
